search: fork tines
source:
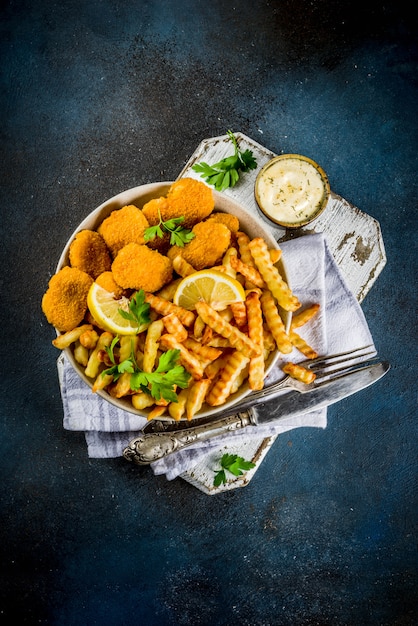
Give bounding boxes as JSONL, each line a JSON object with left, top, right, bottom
{"left": 305, "top": 345, "right": 377, "bottom": 380}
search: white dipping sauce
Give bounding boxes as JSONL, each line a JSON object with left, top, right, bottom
{"left": 256, "top": 156, "right": 328, "bottom": 226}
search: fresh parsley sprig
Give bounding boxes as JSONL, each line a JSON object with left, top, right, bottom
{"left": 131, "top": 349, "right": 191, "bottom": 402}
{"left": 102, "top": 341, "right": 191, "bottom": 403}
{"left": 192, "top": 130, "right": 258, "bottom": 191}
{"left": 118, "top": 290, "right": 151, "bottom": 332}
{"left": 213, "top": 453, "right": 256, "bottom": 487}
{"left": 144, "top": 211, "right": 195, "bottom": 247}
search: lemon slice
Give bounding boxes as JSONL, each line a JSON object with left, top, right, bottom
{"left": 173, "top": 269, "right": 245, "bottom": 311}
{"left": 87, "top": 283, "right": 149, "bottom": 335}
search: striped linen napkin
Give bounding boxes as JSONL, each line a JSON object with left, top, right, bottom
{"left": 58, "top": 233, "right": 374, "bottom": 480}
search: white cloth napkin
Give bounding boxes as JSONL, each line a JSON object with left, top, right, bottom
{"left": 58, "top": 233, "right": 374, "bottom": 479}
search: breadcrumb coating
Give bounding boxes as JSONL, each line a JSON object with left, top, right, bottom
{"left": 69, "top": 229, "right": 111, "bottom": 279}
{"left": 97, "top": 205, "right": 149, "bottom": 257}
{"left": 204, "top": 212, "right": 240, "bottom": 233}
{"left": 112, "top": 243, "right": 173, "bottom": 292}
{"left": 95, "top": 271, "right": 125, "bottom": 299}
{"left": 168, "top": 221, "right": 231, "bottom": 270}
{"left": 42, "top": 266, "right": 93, "bottom": 332}
{"left": 142, "top": 178, "right": 214, "bottom": 228}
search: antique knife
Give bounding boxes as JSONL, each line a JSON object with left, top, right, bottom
{"left": 123, "top": 361, "right": 389, "bottom": 465}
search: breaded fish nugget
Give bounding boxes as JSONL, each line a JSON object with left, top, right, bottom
{"left": 42, "top": 266, "right": 93, "bottom": 332}
{"left": 142, "top": 178, "right": 214, "bottom": 229}
{"left": 95, "top": 271, "right": 125, "bottom": 299}
{"left": 69, "top": 229, "right": 111, "bottom": 279}
{"left": 111, "top": 243, "right": 173, "bottom": 292}
{"left": 168, "top": 221, "right": 231, "bottom": 270}
{"left": 97, "top": 205, "right": 149, "bottom": 257}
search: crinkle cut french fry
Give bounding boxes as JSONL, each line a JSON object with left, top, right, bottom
{"left": 131, "top": 392, "right": 156, "bottom": 411}
{"left": 162, "top": 313, "right": 188, "bottom": 342}
{"left": 142, "top": 319, "right": 164, "bottom": 373}
{"left": 206, "top": 351, "right": 250, "bottom": 406}
{"left": 230, "top": 255, "right": 266, "bottom": 289}
{"left": 282, "top": 362, "right": 316, "bottom": 384}
{"left": 290, "top": 304, "right": 320, "bottom": 330}
{"left": 92, "top": 371, "right": 114, "bottom": 393}
{"left": 248, "top": 238, "right": 301, "bottom": 312}
{"left": 159, "top": 334, "right": 204, "bottom": 380}
{"left": 222, "top": 247, "right": 238, "bottom": 278}
{"left": 85, "top": 331, "right": 114, "bottom": 379}
{"left": 52, "top": 324, "right": 93, "bottom": 349}
{"left": 236, "top": 231, "right": 256, "bottom": 268}
{"left": 186, "top": 379, "right": 211, "bottom": 420}
{"left": 246, "top": 290, "right": 265, "bottom": 391}
{"left": 260, "top": 290, "right": 293, "bottom": 354}
{"left": 204, "top": 355, "right": 228, "bottom": 380}
{"left": 172, "top": 254, "right": 196, "bottom": 277}
{"left": 269, "top": 248, "right": 282, "bottom": 264}
{"left": 110, "top": 372, "right": 133, "bottom": 398}
{"left": 145, "top": 292, "right": 195, "bottom": 327}
{"left": 147, "top": 405, "right": 168, "bottom": 421}
{"left": 168, "top": 388, "right": 189, "bottom": 421}
{"left": 183, "top": 337, "right": 222, "bottom": 362}
{"left": 230, "top": 362, "right": 249, "bottom": 394}
{"left": 73, "top": 340, "right": 89, "bottom": 367}
{"left": 236, "top": 231, "right": 257, "bottom": 288}
{"left": 119, "top": 335, "right": 138, "bottom": 362}
{"left": 201, "top": 324, "right": 213, "bottom": 344}
{"left": 288, "top": 330, "right": 318, "bottom": 359}
{"left": 193, "top": 315, "right": 206, "bottom": 339}
{"left": 79, "top": 328, "right": 99, "bottom": 350}
{"left": 195, "top": 301, "right": 261, "bottom": 358}
{"left": 230, "top": 301, "right": 247, "bottom": 327}
{"left": 156, "top": 277, "right": 183, "bottom": 301}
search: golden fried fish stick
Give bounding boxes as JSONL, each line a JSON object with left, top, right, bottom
{"left": 206, "top": 351, "right": 250, "bottom": 406}
{"left": 282, "top": 362, "right": 316, "bottom": 384}
{"left": 260, "top": 290, "right": 293, "bottom": 354}
{"left": 145, "top": 292, "right": 195, "bottom": 327}
{"left": 289, "top": 330, "right": 318, "bottom": 359}
{"left": 290, "top": 304, "right": 320, "bottom": 329}
{"left": 248, "top": 238, "right": 300, "bottom": 312}
{"left": 195, "top": 301, "right": 261, "bottom": 358}
{"left": 246, "top": 290, "right": 265, "bottom": 391}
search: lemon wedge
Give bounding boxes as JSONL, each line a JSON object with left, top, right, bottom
{"left": 173, "top": 269, "right": 245, "bottom": 311}
{"left": 87, "top": 283, "right": 149, "bottom": 335}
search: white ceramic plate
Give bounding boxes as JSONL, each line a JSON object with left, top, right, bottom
{"left": 56, "top": 181, "right": 292, "bottom": 419}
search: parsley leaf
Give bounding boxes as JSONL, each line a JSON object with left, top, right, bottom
{"left": 118, "top": 290, "right": 151, "bottom": 332}
{"left": 192, "top": 130, "right": 258, "bottom": 191}
{"left": 144, "top": 212, "right": 195, "bottom": 247}
{"left": 213, "top": 453, "right": 256, "bottom": 487}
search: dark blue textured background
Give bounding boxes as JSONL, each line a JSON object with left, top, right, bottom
{"left": 1, "top": 1, "right": 417, "bottom": 624}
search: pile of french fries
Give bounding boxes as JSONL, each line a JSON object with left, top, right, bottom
{"left": 53, "top": 230, "right": 320, "bottom": 422}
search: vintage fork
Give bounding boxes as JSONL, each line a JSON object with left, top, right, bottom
{"left": 124, "top": 345, "right": 380, "bottom": 464}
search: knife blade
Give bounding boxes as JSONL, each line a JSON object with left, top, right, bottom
{"left": 123, "top": 361, "right": 390, "bottom": 465}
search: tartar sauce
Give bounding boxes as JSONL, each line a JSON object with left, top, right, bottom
{"left": 255, "top": 155, "right": 329, "bottom": 227}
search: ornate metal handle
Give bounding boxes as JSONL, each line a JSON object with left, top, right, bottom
{"left": 123, "top": 412, "right": 255, "bottom": 465}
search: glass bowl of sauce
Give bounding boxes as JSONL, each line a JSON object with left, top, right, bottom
{"left": 255, "top": 154, "right": 330, "bottom": 228}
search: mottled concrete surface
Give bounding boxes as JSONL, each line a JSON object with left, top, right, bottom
{"left": 1, "top": 1, "right": 417, "bottom": 624}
